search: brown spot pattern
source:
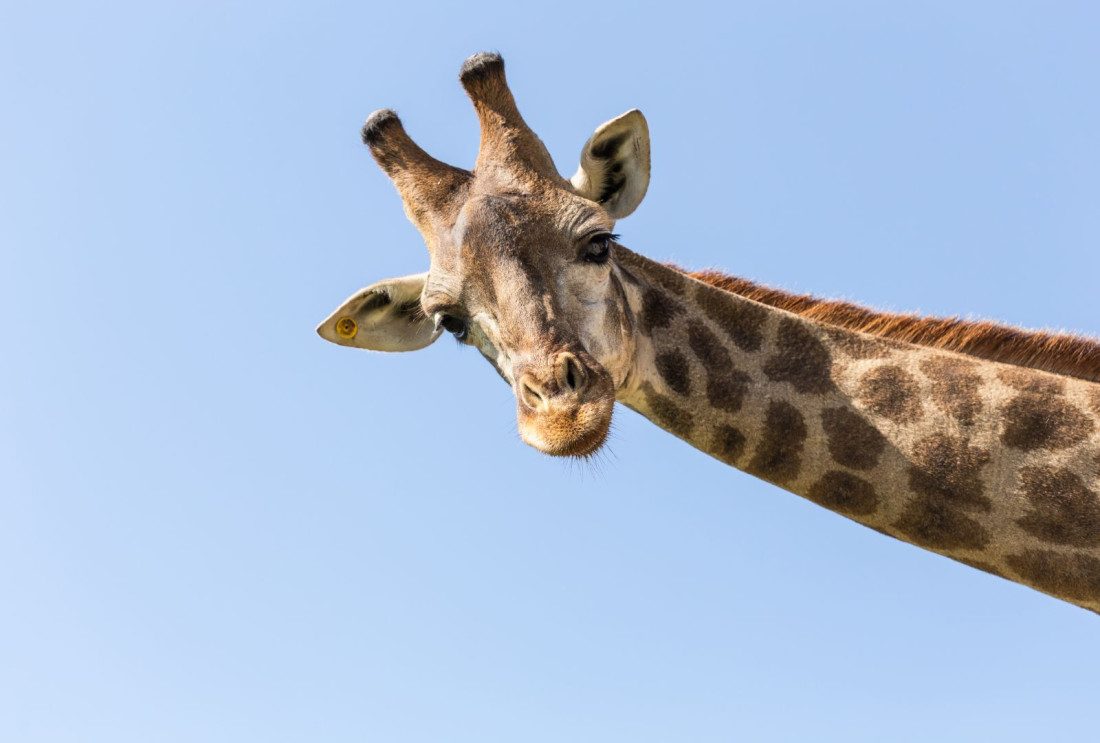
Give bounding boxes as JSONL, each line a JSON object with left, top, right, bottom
{"left": 806, "top": 471, "right": 879, "bottom": 518}
{"left": 709, "top": 373, "right": 752, "bottom": 413}
{"left": 640, "top": 383, "right": 693, "bottom": 439}
{"left": 638, "top": 288, "right": 682, "bottom": 335}
{"left": 997, "top": 367, "right": 1064, "bottom": 395}
{"left": 655, "top": 350, "right": 691, "bottom": 397}
{"left": 651, "top": 264, "right": 688, "bottom": 295}
{"left": 1006, "top": 550, "right": 1100, "bottom": 605}
{"left": 1001, "top": 393, "right": 1093, "bottom": 452}
{"left": 858, "top": 365, "right": 923, "bottom": 423}
{"left": 713, "top": 424, "right": 747, "bottom": 465}
{"left": 822, "top": 327, "right": 897, "bottom": 359}
{"left": 694, "top": 284, "right": 766, "bottom": 352}
{"left": 820, "top": 407, "right": 886, "bottom": 470}
{"left": 687, "top": 321, "right": 751, "bottom": 413}
{"left": 746, "top": 400, "right": 807, "bottom": 484}
{"left": 893, "top": 433, "right": 992, "bottom": 551}
{"left": 763, "top": 319, "right": 835, "bottom": 394}
{"left": 1015, "top": 466, "right": 1100, "bottom": 547}
{"left": 920, "top": 355, "right": 983, "bottom": 427}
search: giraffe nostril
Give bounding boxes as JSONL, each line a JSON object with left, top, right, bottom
{"left": 557, "top": 353, "right": 586, "bottom": 393}
{"left": 520, "top": 376, "right": 549, "bottom": 411}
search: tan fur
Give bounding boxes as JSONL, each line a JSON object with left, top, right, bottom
{"left": 683, "top": 268, "right": 1100, "bottom": 384}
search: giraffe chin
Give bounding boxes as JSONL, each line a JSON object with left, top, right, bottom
{"left": 517, "top": 397, "right": 615, "bottom": 458}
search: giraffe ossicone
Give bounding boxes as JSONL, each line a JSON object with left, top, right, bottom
{"left": 317, "top": 52, "right": 1100, "bottom": 613}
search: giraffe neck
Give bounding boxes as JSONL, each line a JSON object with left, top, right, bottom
{"left": 612, "top": 247, "right": 1100, "bottom": 612}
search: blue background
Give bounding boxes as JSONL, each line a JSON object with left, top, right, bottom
{"left": 3, "top": 2, "right": 1099, "bottom": 740}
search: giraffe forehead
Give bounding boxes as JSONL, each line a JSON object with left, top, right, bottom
{"left": 451, "top": 191, "right": 600, "bottom": 252}
{"left": 429, "top": 200, "right": 546, "bottom": 304}
{"left": 434, "top": 195, "right": 612, "bottom": 313}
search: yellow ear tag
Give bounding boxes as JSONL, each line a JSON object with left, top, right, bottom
{"left": 335, "top": 317, "right": 358, "bottom": 339}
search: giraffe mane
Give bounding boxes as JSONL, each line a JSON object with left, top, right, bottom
{"left": 678, "top": 267, "right": 1100, "bottom": 385}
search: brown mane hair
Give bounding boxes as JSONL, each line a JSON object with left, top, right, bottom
{"left": 679, "top": 267, "right": 1100, "bottom": 385}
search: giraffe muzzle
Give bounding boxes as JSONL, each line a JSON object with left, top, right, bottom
{"left": 513, "top": 351, "right": 615, "bottom": 457}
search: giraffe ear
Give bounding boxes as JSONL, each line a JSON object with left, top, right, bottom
{"left": 570, "top": 109, "right": 650, "bottom": 219}
{"left": 316, "top": 273, "right": 441, "bottom": 352}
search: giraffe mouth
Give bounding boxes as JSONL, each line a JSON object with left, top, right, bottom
{"left": 517, "top": 395, "right": 615, "bottom": 458}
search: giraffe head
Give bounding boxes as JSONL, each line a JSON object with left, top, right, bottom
{"left": 317, "top": 53, "right": 651, "bottom": 457}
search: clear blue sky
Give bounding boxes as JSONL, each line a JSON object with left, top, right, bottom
{"left": 3, "top": 2, "right": 1099, "bottom": 741}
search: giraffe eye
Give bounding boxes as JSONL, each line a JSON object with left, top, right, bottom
{"left": 438, "top": 313, "right": 468, "bottom": 340}
{"left": 582, "top": 233, "right": 617, "bottom": 264}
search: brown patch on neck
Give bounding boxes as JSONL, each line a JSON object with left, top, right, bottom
{"left": 821, "top": 407, "right": 886, "bottom": 470}
{"left": 746, "top": 400, "right": 807, "bottom": 485}
{"left": 894, "top": 432, "right": 992, "bottom": 551}
{"left": 686, "top": 321, "right": 752, "bottom": 413}
{"left": 679, "top": 267, "right": 1100, "bottom": 384}
{"left": 762, "top": 318, "right": 836, "bottom": 394}
{"left": 712, "top": 424, "right": 747, "bottom": 465}
{"left": 1015, "top": 466, "right": 1100, "bottom": 547}
{"left": 1006, "top": 550, "right": 1100, "bottom": 606}
{"left": 857, "top": 366, "right": 923, "bottom": 423}
{"left": 806, "top": 471, "right": 880, "bottom": 518}
{"left": 1001, "top": 392, "right": 1093, "bottom": 452}
{"left": 655, "top": 349, "right": 691, "bottom": 396}
{"left": 997, "top": 367, "right": 1065, "bottom": 395}
{"left": 920, "top": 356, "right": 984, "bottom": 427}
{"left": 638, "top": 382, "right": 694, "bottom": 440}
{"left": 638, "top": 287, "right": 682, "bottom": 334}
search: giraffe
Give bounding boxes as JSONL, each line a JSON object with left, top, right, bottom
{"left": 317, "top": 52, "right": 1100, "bottom": 612}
